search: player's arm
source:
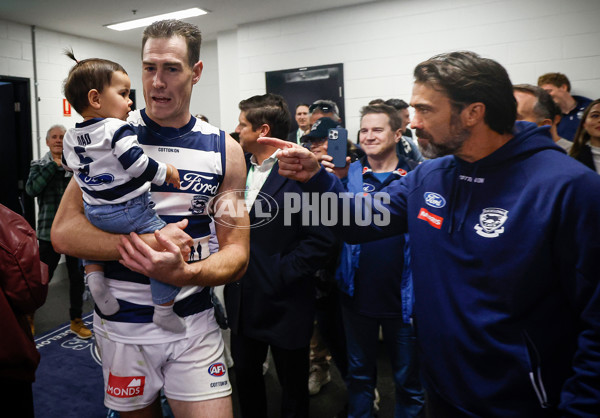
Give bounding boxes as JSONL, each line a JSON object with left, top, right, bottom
{"left": 51, "top": 178, "right": 192, "bottom": 260}
{"left": 117, "top": 134, "right": 250, "bottom": 286}
{"left": 189, "top": 133, "right": 250, "bottom": 284}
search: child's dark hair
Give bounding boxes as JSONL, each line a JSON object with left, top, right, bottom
{"left": 62, "top": 48, "right": 127, "bottom": 115}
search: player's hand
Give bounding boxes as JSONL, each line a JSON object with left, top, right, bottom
{"left": 160, "top": 219, "right": 193, "bottom": 260}
{"left": 165, "top": 163, "right": 181, "bottom": 189}
{"left": 257, "top": 137, "right": 321, "bottom": 182}
{"left": 118, "top": 230, "right": 191, "bottom": 286}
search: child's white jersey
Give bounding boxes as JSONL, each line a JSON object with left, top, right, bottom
{"left": 93, "top": 110, "right": 227, "bottom": 344}
{"left": 62, "top": 117, "right": 167, "bottom": 205}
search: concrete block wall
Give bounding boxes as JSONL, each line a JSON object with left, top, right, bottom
{"left": 0, "top": 19, "right": 220, "bottom": 159}
{"left": 2, "top": 0, "right": 600, "bottom": 149}
{"left": 217, "top": 0, "right": 600, "bottom": 137}
{"left": 191, "top": 40, "right": 221, "bottom": 128}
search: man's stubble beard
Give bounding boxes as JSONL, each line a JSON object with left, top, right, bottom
{"left": 417, "top": 113, "right": 470, "bottom": 159}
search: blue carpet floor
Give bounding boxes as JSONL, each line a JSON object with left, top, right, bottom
{"left": 32, "top": 312, "right": 108, "bottom": 418}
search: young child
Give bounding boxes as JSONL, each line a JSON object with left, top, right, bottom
{"left": 61, "top": 51, "right": 185, "bottom": 333}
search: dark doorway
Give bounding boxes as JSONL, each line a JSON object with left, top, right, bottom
{"left": 0, "top": 76, "right": 34, "bottom": 227}
{"left": 130, "top": 89, "right": 137, "bottom": 111}
{"left": 266, "top": 64, "right": 345, "bottom": 133}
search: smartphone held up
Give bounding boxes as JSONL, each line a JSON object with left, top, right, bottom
{"left": 327, "top": 127, "right": 348, "bottom": 167}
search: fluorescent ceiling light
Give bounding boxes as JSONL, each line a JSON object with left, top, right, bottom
{"left": 106, "top": 8, "right": 208, "bottom": 31}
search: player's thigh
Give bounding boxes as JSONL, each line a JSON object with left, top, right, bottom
{"left": 167, "top": 396, "right": 233, "bottom": 418}
{"left": 163, "top": 327, "right": 232, "bottom": 401}
{"left": 118, "top": 397, "right": 162, "bottom": 418}
{"left": 96, "top": 334, "right": 166, "bottom": 412}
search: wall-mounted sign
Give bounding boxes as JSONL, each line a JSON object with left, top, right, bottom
{"left": 63, "top": 99, "right": 71, "bottom": 117}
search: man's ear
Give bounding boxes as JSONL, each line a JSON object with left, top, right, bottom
{"left": 538, "top": 118, "right": 553, "bottom": 127}
{"left": 553, "top": 114, "right": 562, "bottom": 125}
{"left": 393, "top": 128, "right": 403, "bottom": 143}
{"left": 258, "top": 124, "right": 271, "bottom": 138}
{"left": 192, "top": 61, "right": 203, "bottom": 85}
{"left": 88, "top": 89, "right": 101, "bottom": 109}
{"left": 462, "top": 102, "right": 485, "bottom": 127}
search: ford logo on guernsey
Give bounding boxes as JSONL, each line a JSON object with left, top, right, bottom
{"left": 424, "top": 192, "right": 446, "bottom": 208}
{"left": 208, "top": 362, "right": 227, "bottom": 377}
{"left": 79, "top": 172, "right": 114, "bottom": 185}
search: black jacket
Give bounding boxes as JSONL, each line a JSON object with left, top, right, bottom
{"left": 225, "top": 155, "right": 338, "bottom": 349}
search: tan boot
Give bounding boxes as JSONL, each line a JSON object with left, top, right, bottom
{"left": 70, "top": 318, "right": 92, "bottom": 339}
{"left": 26, "top": 314, "right": 35, "bottom": 336}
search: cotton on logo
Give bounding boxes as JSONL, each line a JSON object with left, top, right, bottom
{"left": 208, "top": 362, "right": 226, "bottom": 377}
{"left": 106, "top": 373, "right": 145, "bottom": 398}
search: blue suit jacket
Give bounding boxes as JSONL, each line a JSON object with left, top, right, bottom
{"left": 224, "top": 154, "right": 338, "bottom": 349}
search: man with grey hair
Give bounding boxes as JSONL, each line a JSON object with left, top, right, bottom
{"left": 25, "top": 124, "right": 90, "bottom": 339}
{"left": 513, "top": 83, "right": 572, "bottom": 152}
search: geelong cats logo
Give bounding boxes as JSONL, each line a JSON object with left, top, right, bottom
{"left": 189, "top": 195, "right": 210, "bottom": 215}
{"left": 474, "top": 208, "right": 508, "bottom": 238}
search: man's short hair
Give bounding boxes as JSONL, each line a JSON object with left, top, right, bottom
{"left": 384, "top": 98, "right": 409, "bottom": 110}
{"left": 368, "top": 98, "right": 385, "bottom": 105}
{"left": 142, "top": 19, "right": 202, "bottom": 68}
{"left": 46, "top": 124, "right": 66, "bottom": 139}
{"left": 537, "top": 72, "right": 571, "bottom": 92}
{"left": 238, "top": 93, "right": 291, "bottom": 140}
{"left": 414, "top": 51, "right": 516, "bottom": 135}
{"left": 295, "top": 103, "right": 310, "bottom": 110}
{"left": 360, "top": 104, "right": 403, "bottom": 132}
{"left": 513, "top": 84, "right": 560, "bottom": 123}
{"left": 309, "top": 99, "right": 340, "bottom": 121}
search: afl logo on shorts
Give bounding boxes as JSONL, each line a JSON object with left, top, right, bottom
{"left": 208, "top": 362, "right": 227, "bottom": 377}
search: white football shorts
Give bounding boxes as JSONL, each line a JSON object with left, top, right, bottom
{"left": 96, "top": 327, "right": 231, "bottom": 412}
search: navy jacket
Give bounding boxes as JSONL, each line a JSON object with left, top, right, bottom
{"left": 557, "top": 95, "right": 592, "bottom": 141}
{"left": 336, "top": 158, "right": 415, "bottom": 321}
{"left": 303, "top": 122, "right": 600, "bottom": 416}
{"left": 225, "top": 155, "right": 338, "bottom": 349}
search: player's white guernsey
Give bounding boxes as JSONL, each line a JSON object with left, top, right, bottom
{"left": 93, "top": 110, "right": 226, "bottom": 344}
{"left": 62, "top": 117, "right": 168, "bottom": 205}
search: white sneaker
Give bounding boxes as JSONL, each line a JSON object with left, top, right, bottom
{"left": 308, "top": 365, "right": 331, "bottom": 395}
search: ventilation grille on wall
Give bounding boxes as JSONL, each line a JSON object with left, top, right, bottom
{"left": 284, "top": 69, "right": 331, "bottom": 82}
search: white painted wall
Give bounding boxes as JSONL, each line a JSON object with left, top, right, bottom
{"left": 0, "top": 19, "right": 141, "bottom": 159}
{"left": 0, "top": 19, "right": 220, "bottom": 159}
{"left": 191, "top": 40, "right": 221, "bottom": 127}
{"left": 216, "top": 0, "right": 600, "bottom": 138}
{"left": 2, "top": 0, "right": 600, "bottom": 154}
{"left": 217, "top": 30, "right": 241, "bottom": 134}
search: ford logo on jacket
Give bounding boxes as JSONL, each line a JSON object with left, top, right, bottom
{"left": 424, "top": 192, "right": 446, "bottom": 208}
